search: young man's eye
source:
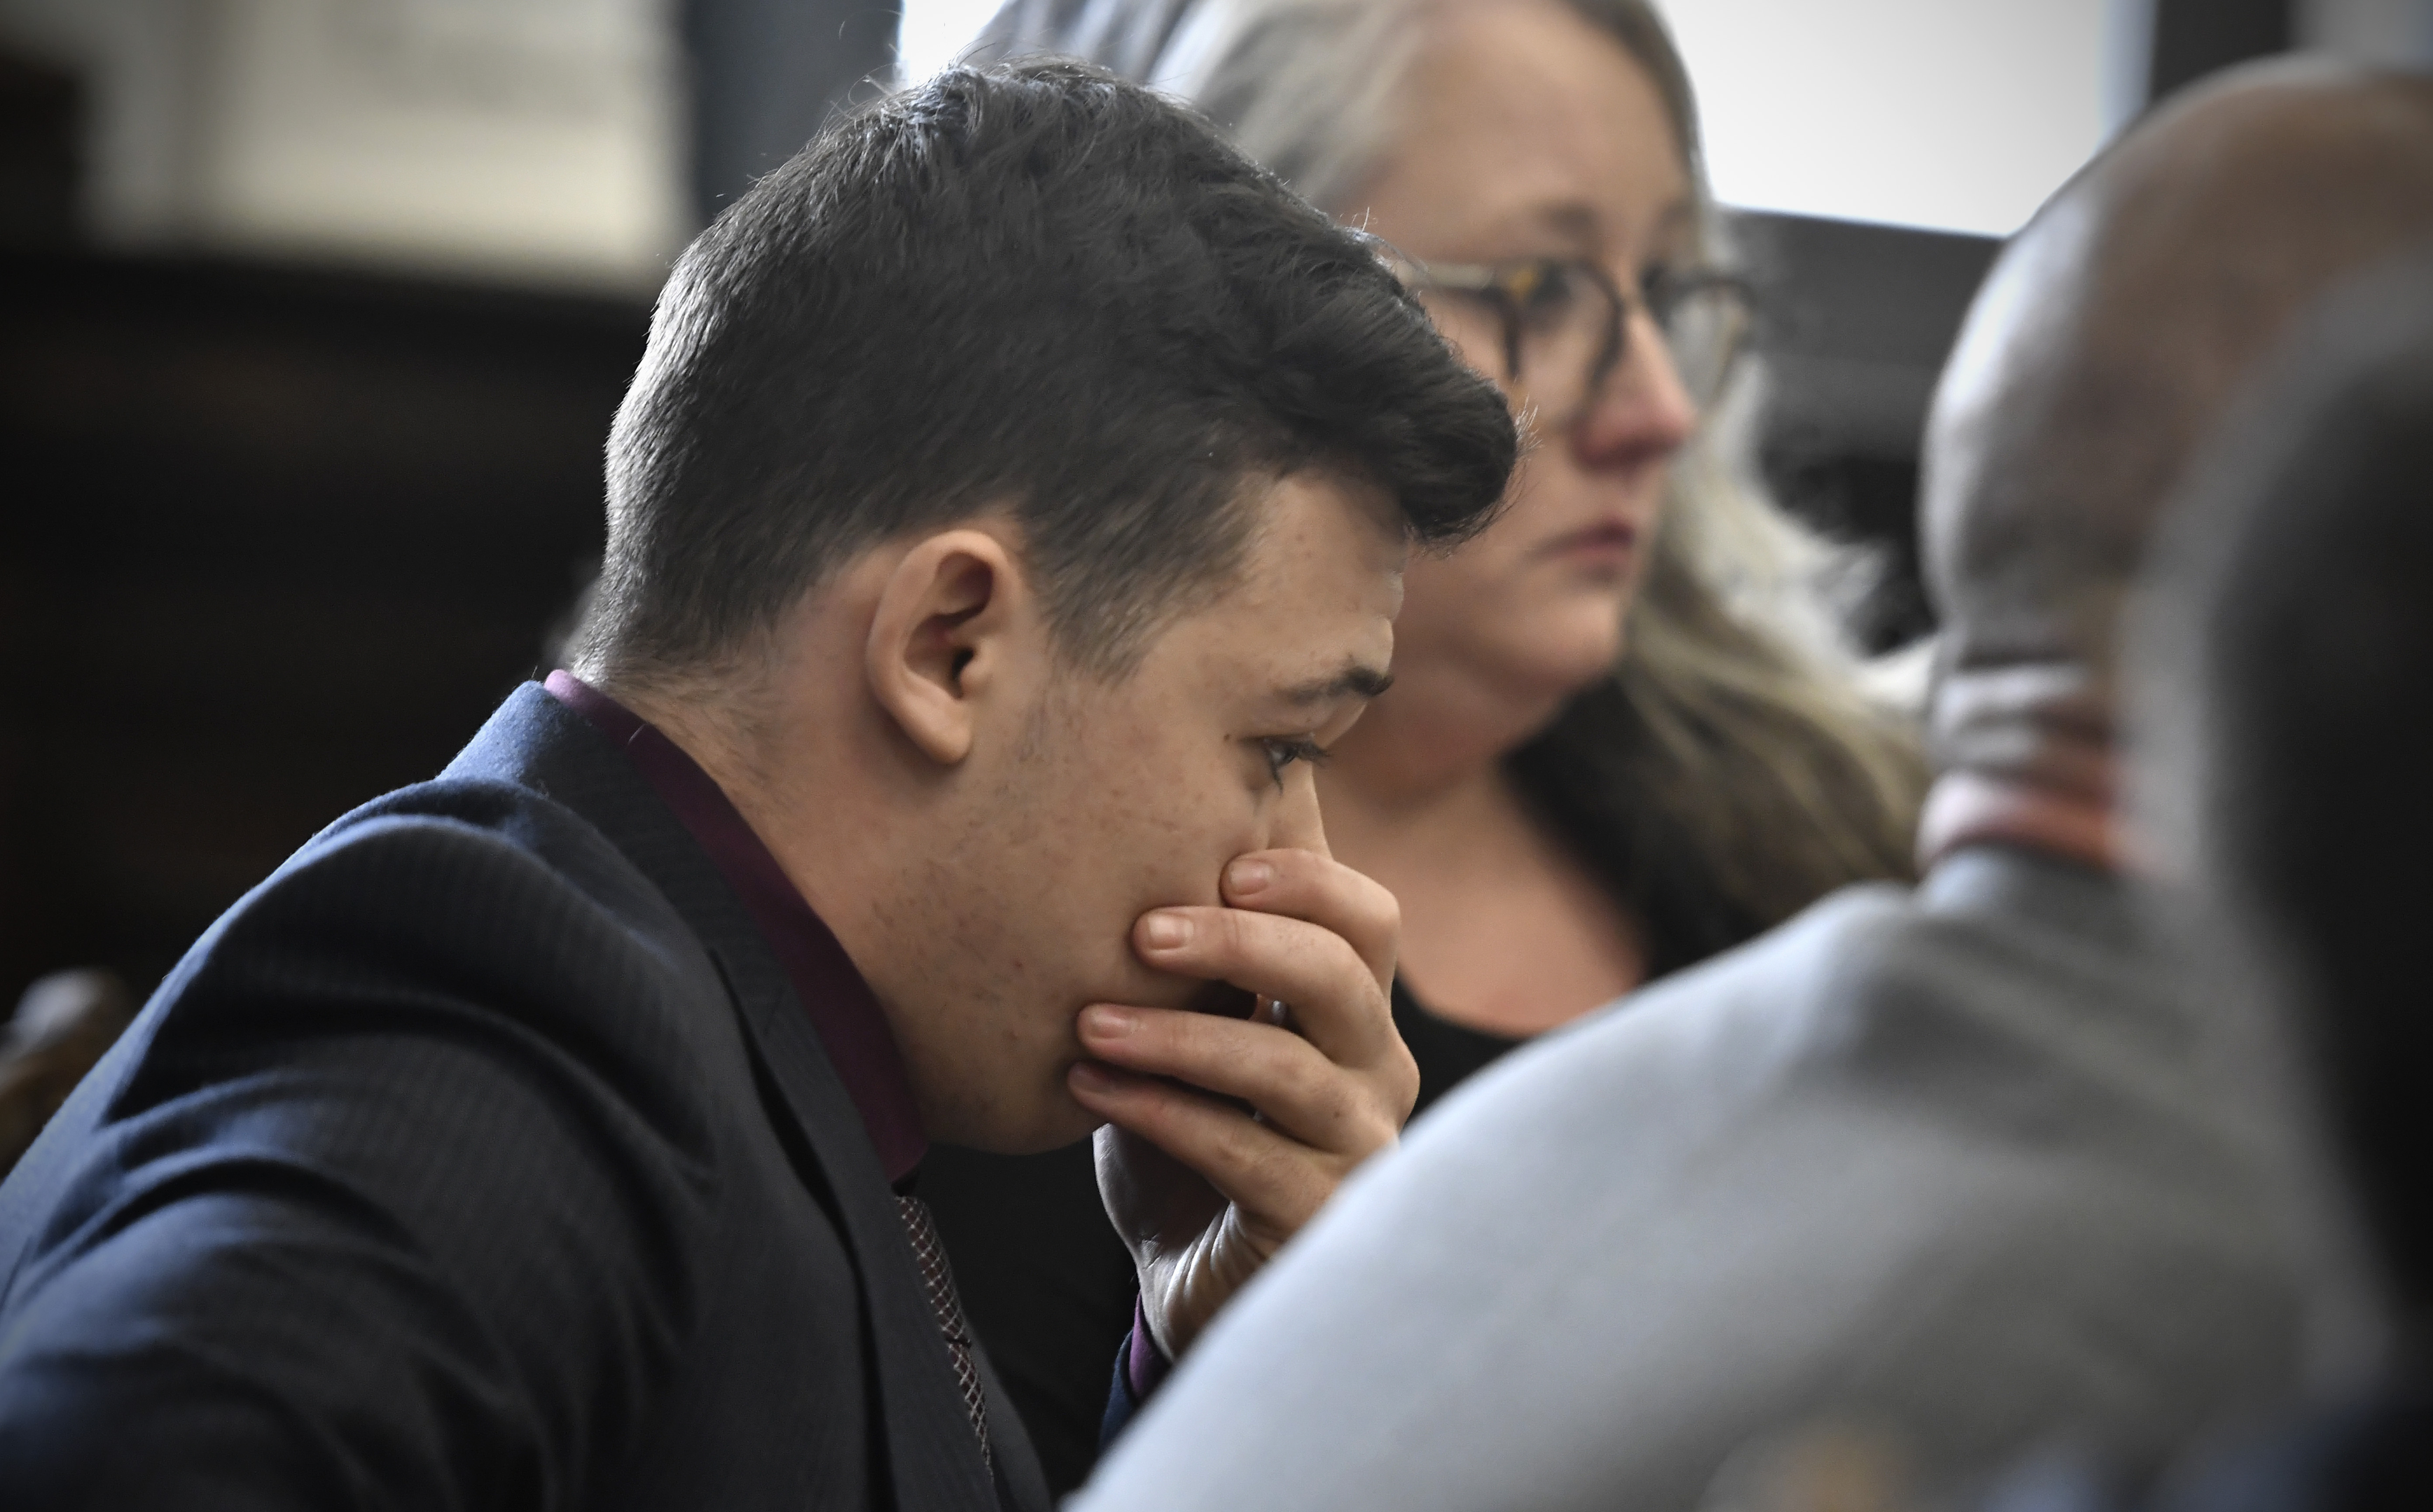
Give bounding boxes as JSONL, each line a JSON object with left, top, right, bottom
{"left": 1259, "top": 736, "right": 1329, "bottom": 786}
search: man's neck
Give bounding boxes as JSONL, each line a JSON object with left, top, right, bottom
{"left": 591, "top": 671, "right": 857, "bottom": 912}
{"left": 1917, "top": 768, "right": 2118, "bottom": 874}
{"left": 601, "top": 678, "right": 757, "bottom": 801}
{"left": 1924, "top": 662, "right": 2124, "bottom": 875}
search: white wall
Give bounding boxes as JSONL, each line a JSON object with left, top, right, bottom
{"left": 1655, "top": 0, "right": 2113, "bottom": 236}
{"left": 0, "top": 0, "right": 690, "bottom": 292}
{"left": 31, "top": 0, "right": 2415, "bottom": 288}
{"left": 897, "top": 0, "right": 2116, "bottom": 236}
{"left": 899, "top": 0, "right": 1003, "bottom": 82}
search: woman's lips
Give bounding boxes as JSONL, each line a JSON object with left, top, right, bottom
{"left": 1542, "top": 520, "right": 1640, "bottom": 562}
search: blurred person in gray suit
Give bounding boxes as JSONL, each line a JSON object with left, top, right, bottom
{"left": 1067, "top": 59, "right": 2433, "bottom": 1512}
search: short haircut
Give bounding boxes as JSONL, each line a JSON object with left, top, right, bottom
{"left": 578, "top": 60, "right": 1515, "bottom": 681}
{"left": 2138, "top": 253, "right": 2433, "bottom": 1311}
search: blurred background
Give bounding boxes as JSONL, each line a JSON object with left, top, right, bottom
{"left": 0, "top": 0, "right": 2427, "bottom": 1008}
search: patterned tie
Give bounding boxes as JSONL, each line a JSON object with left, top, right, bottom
{"left": 896, "top": 1193, "right": 994, "bottom": 1473}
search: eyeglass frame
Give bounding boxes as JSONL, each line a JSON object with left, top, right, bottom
{"left": 1376, "top": 250, "right": 1758, "bottom": 423}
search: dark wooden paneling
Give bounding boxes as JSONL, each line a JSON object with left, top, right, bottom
{"left": 1, "top": 250, "right": 645, "bottom": 1002}
{"left": 1737, "top": 210, "right": 2001, "bottom": 460}
{"left": 2148, "top": 0, "right": 2293, "bottom": 101}
{"left": 0, "top": 49, "right": 80, "bottom": 246}
{"left": 1735, "top": 210, "right": 2002, "bottom": 651}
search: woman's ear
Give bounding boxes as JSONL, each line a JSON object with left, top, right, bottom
{"left": 864, "top": 528, "right": 1033, "bottom": 767}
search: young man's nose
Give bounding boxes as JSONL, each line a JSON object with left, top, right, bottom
{"left": 1568, "top": 307, "right": 1697, "bottom": 470}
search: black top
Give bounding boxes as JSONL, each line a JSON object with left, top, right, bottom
{"left": 920, "top": 1143, "right": 1138, "bottom": 1496}
{"left": 0, "top": 685, "right": 1049, "bottom": 1512}
{"left": 1392, "top": 978, "right": 1525, "bottom": 1119}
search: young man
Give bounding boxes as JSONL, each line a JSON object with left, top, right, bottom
{"left": 0, "top": 62, "right": 1515, "bottom": 1510}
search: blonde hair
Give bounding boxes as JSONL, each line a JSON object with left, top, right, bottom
{"left": 981, "top": 0, "right": 1926, "bottom": 940}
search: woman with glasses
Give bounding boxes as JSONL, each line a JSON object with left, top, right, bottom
{"left": 916, "top": 0, "right": 1928, "bottom": 1491}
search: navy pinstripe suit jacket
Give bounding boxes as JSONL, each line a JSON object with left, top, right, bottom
{"left": 0, "top": 683, "right": 1050, "bottom": 1512}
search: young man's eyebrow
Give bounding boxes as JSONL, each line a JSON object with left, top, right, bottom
{"left": 1281, "top": 664, "right": 1395, "bottom": 705}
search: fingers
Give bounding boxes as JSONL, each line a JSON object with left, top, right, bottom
{"left": 1133, "top": 905, "right": 1397, "bottom": 1075}
{"left": 1083, "top": 846, "right": 1418, "bottom": 1307}
{"left": 1069, "top": 1060, "right": 1343, "bottom": 1244}
{"left": 1219, "top": 849, "right": 1398, "bottom": 991}
{"left": 1077, "top": 1003, "right": 1404, "bottom": 1155}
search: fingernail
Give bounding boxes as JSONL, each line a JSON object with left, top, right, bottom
{"left": 1069, "top": 1060, "right": 1120, "bottom": 1094}
{"left": 1227, "top": 858, "right": 1275, "bottom": 895}
{"left": 1081, "top": 1004, "right": 1136, "bottom": 1038}
{"left": 1141, "top": 912, "right": 1191, "bottom": 950}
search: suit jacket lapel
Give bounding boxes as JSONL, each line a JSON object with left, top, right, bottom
{"left": 721, "top": 961, "right": 1007, "bottom": 1512}
{"left": 451, "top": 686, "right": 1008, "bottom": 1512}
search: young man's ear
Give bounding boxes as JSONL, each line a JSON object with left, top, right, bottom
{"left": 864, "top": 528, "right": 1033, "bottom": 766}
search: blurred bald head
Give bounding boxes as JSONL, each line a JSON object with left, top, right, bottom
{"left": 1923, "top": 61, "right": 2433, "bottom": 799}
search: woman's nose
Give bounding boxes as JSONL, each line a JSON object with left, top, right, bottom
{"left": 1569, "top": 307, "right": 1697, "bottom": 470}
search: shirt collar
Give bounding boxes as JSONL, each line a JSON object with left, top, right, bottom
{"left": 544, "top": 670, "right": 928, "bottom": 1183}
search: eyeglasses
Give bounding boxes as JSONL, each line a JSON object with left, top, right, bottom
{"left": 1386, "top": 254, "right": 1756, "bottom": 431}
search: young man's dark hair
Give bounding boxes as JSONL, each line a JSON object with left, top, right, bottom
{"left": 0, "top": 63, "right": 1509, "bottom": 1512}
{"left": 582, "top": 59, "right": 1514, "bottom": 682}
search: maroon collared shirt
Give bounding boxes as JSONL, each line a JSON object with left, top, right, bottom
{"left": 544, "top": 670, "right": 927, "bottom": 1183}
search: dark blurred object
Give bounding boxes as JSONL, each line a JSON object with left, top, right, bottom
{"left": 1741, "top": 210, "right": 2000, "bottom": 651}
{"left": 0, "top": 46, "right": 80, "bottom": 247}
{"left": 2000, "top": 257, "right": 2433, "bottom": 1512}
{"left": 0, "top": 968, "right": 132, "bottom": 1176}
{"left": 680, "top": 0, "right": 905, "bottom": 224}
{"left": 0, "top": 249, "right": 645, "bottom": 1008}
{"left": 2141, "top": 248, "right": 2433, "bottom": 1389}
{"left": 2147, "top": 1389, "right": 2433, "bottom": 1512}
{"left": 2147, "top": 0, "right": 2293, "bottom": 103}
{"left": 1977, "top": 1388, "right": 2433, "bottom": 1512}
{"left": 2107, "top": 0, "right": 2297, "bottom": 123}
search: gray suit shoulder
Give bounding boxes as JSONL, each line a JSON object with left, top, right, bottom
{"left": 1078, "top": 848, "right": 2308, "bottom": 1512}
{"left": 1418, "top": 846, "right": 2233, "bottom": 1162}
